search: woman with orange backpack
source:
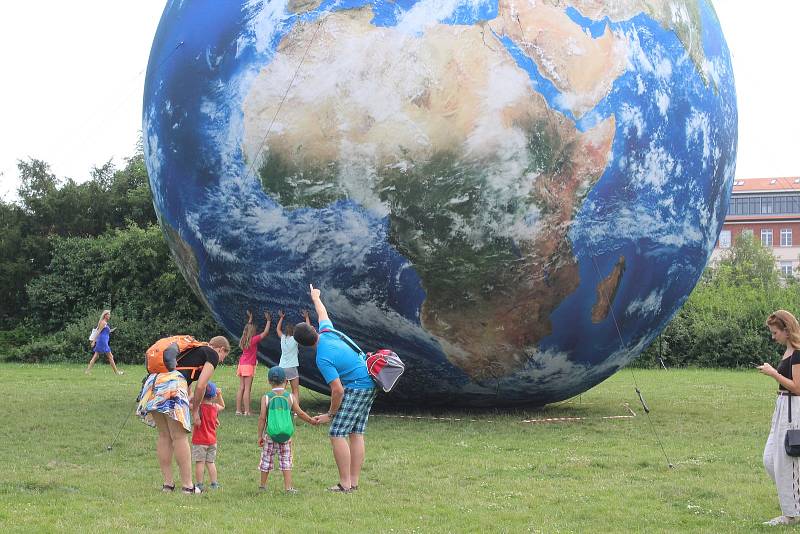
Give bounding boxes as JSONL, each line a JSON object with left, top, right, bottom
{"left": 136, "top": 334, "right": 230, "bottom": 494}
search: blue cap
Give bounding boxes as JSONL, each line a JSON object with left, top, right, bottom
{"left": 268, "top": 366, "right": 286, "bottom": 383}
{"left": 204, "top": 381, "right": 218, "bottom": 398}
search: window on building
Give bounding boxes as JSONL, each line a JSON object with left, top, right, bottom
{"left": 719, "top": 230, "right": 731, "bottom": 249}
{"left": 781, "top": 229, "right": 793, "bottom": 247}
{"left": 730, "top": 194, "right": 800, "bottom": 216}
{"left": 781, "top": 261, "right": 794, "bottom": 277}
{"left": 761, "top": 229, "right": 773, "bottom": 247}
{"left": 776, "top": 196, "right": 787, "bottom": 214}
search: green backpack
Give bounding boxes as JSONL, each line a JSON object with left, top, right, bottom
{"left": 266, "top": 390, "right": 294, "bottom": 443}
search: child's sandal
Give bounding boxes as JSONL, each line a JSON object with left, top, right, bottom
{"left": 327, "top": 483, "right": 351, "bottom": 493}
{"left": 182, "top": 485, "right": 201, "bottom": 494}
{"left": 161, "top": 484, "right": 175, "bottom": 492}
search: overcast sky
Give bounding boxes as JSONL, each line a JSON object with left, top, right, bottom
{"left": 1, "top": 1, "right": 797, "bottom": 200}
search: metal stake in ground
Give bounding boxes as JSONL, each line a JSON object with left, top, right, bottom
{"left": 106, "top": 408, "right": 135, "bottom": 451}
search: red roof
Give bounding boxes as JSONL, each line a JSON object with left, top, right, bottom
{"left": 733, "top": 177, "right": 800, "bottom": 192}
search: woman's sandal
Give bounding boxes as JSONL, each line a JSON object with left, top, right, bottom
{"left": 182, "top": 485, "right": 201, "bottom": 494}
{"left": 327, "top": 483, "right": 351, "bottom": 493}
{"left": 161, "top": 484, "right": 175, "bottom": 492}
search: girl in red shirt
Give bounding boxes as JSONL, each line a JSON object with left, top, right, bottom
{"left": 236, "top": 310, "right": 271, "bottom": 415}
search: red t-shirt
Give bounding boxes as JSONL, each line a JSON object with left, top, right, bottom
{"left": 192, "top": 403, "right": 220, "bottom": 445}
{"left": 239, "top": 334, "right": 262, "bottom": 366}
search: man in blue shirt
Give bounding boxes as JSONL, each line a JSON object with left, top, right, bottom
{"left": 294, "top": 284, "right": 377, "bottom": 493}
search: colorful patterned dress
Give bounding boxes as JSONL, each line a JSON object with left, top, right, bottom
{"left": 137, "top": 371, "right": 192, "bottom": 432}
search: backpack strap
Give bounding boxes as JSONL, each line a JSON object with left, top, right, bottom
{"left": 173, "top": 344, "right": 206, "bottom": 380}
{"left": 319, "top": 328, "right": 366, "bottom": 358}
{"left": 175, "top": 365, "right": 204, "bottom": 380}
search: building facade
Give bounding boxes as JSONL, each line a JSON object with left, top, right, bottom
{"left": 711, "top": 177, "right": 800, "bottom": 276}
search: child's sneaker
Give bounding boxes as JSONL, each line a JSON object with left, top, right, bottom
{"left": 209, "top": 482, "right": 221, "bottom": 490}
{"left": 196, "top": 483, "right": 204, "bottom": 492}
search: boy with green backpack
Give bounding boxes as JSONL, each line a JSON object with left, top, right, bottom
{"left": 257, "top": 366, "right": 316, "bottom": 493}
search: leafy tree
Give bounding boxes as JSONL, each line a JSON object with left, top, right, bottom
{"left": 0, "top": 146, "right": 157, "bottom": 327}
{"left": 16, "top": 223, "right": 217, "bottom": 363}
{"left": 709, "top": 232, "right": 781, "bottom": 290}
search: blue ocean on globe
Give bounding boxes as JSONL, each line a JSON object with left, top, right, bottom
{"left": 143, "top": 0, "right": 737, "bottom": 406}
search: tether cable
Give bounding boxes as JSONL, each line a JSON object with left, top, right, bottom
{"left": 588, "top": 253, "right": 674, "bottom": 468}
{"left": 242, "top": 16, "right": 327, "bottom": 183}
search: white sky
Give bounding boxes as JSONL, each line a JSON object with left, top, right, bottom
{"left": 0, "top": 1, "right": 798, "bottom": 201}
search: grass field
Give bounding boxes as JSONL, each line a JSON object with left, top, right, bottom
{"left": 0, "top": 363, "right": 789, "bottom": 532}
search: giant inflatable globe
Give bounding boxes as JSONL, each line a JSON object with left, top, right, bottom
{"left": 143, "top": 0, "right": 737, "bottom": 406}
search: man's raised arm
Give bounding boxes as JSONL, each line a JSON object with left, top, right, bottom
{"left": 309, "top": 283, "right": 329, "bottom": 323}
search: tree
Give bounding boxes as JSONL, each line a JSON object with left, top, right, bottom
{"left": 710, "top": 232, "right": 781, "bottom": 290}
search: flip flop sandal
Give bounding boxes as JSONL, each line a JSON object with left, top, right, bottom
{"left": 162, "top": 484, "right": 175, "bottom": 492}
{"left": 327, "top": 483, "right": 351, "bottom": 493}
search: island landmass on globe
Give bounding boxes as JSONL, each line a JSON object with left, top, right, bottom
{"left": 591, "top": 255, "right": 626, "bottom": 323}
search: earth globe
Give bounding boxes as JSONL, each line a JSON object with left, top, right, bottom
{"left": 143, "top": 0, "right": 737, "bottom": 406}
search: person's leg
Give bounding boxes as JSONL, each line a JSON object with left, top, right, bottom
{"left": 259, "top": 441, "right": 274, "bottom": 488}
{"left": 166, "top": 416, "right": 193, "bottom": 489}
{"left": 764, "top": 419, "right": 777, "bottom": 483}
{"left": 194, "top": 460, "right": 205, "bottom": 486}
{"left": 346, "top": 389, "right": 376, "bottom": 489}
{"left": 85, "top": 353, "right": 100, "bottom": 373}
{"left": 106, "top": 352, "right": 122, "bottom": 374}
{"left": 348, "top": 433, "right": 366, "bottom": 489}
{"left": 290, "top": 377, "right": 300, "bottom": 405}
{"left": 279, "top": 441, "right": 294, "bottom": 490}
{"left": 773, "top": 397, "right": 800, "bottom": 518}
{"left": 151, "top": 412, "right": 175, "bottom": 487}
{"left": 243, "top": 375, "right": 254, "bottom": 415}
{"left": 282, "top": 469, "right": 293, "bottom": 490}
{"left": 330, "top": 437, "right": 351, "bottom": 489}
{"left": 207, "top": 462, "right": 218, "bottom": 484}
{"left": 236, "top": 375, "right": 245, "bottom": 414}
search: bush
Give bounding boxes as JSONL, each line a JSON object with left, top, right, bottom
{"left": 12, "top": 223, "right": 220, "bottom": 363}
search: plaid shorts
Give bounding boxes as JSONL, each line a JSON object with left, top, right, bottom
{"left": 259, "top": 439, "right": 292, "bottom": 472}
{"left": 329, "top": 387, "right": 377, "bottom": 438}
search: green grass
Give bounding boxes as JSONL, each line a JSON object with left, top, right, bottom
{"left": 0, "top": 363, "right": 787, "bottom": 532}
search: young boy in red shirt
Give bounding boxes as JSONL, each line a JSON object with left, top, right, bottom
{"left": 192, "top": 381, "right": 224, "bottom": 491}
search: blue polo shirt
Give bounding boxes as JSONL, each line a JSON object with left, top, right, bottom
{"left": 315, "top": 319, "right": 374, "bottom": 389}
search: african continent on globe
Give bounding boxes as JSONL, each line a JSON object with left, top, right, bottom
{"left": 143, "top": 0, "right": 737, "bottom": 406}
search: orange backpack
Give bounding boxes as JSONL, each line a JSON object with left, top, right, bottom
{"left": 145, "top": 335, "right": 208, "bottom": 379}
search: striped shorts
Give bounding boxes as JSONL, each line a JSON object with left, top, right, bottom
{"left": 329, "top": 387, "right": 377, "bottom": 438}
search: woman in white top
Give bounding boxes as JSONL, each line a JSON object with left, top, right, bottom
{"left": 276, "top": 309, "right": 310, "bottom": 404}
